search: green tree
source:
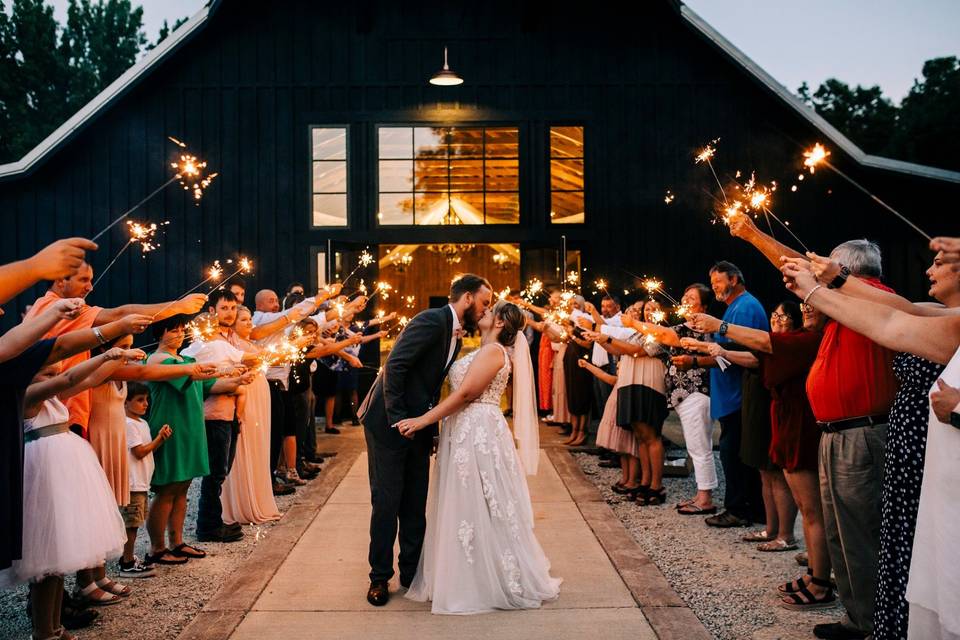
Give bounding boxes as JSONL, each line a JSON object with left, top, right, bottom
{"left": 798, "top": 78, "right": 898, "bottom": 156}
{"left": 893, "top": 56, "right": 960, "bottom": 172}
{"left": 147, "top": 16, "right": 188, "bottom": 51}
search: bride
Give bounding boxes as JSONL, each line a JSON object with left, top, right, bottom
{"left": 394, "top": 300, "right": 562, "bottom": 614}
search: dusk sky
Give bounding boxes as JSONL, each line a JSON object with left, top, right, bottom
{"left": 42, "top": 0, "right": 960, "bottom": 104}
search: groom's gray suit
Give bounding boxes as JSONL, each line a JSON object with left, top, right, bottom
{"left": 358, "top": 305, "right": 462, "bottom": 583}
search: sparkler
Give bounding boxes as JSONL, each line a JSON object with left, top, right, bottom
{"left": 367, "top": 281, "right": 393, "bottom": 302}
{"left": 496, "top": 286, "right": 512, "bottom": 301}
{"left": 593, "top": 278, "right": 610, "bottom": 296}
{"left": 695, "top": 138, "right": 728, "bottom": 206}
{"left": 91, "top": 219, "right": 169, "bottom": 287}
{"left": 675, "top": 303, "right": 692, "bottom": 318}
{"left": 650, "top": 310, "right": 666, "bottom": 324}
{"left": 641, "top": 278, "right": 680, "bottom": 306}
{"left": 736, "top": 172, "right": 811, "bottom": 252}
{"left": 663, "top": 190, "right": 675, "bottom": 205}
{"left": 186, "top": 314, "right": 220, "bottom": 343}
{"left": 801, "top": 142, "right": 931, "bottom": 241}
{"left": 150, "top": 259, "right": 223, "bottom": 320}
{"left": 341, "top": 249, "right": 375, "bottom": 286}
{"left": 403, "top": 295, "right": 416, "bottom": 309}
{"left": 522, "top": 278, "right": 544, "bottom": 302}
{"left": 566, "top": 270, "right": 580, "bottom": 286}
{"left": 210, "top": 257, "right": 253, "bottom": 292}
{"left": 91, "top": 137, "right": 216, "bottom": 242}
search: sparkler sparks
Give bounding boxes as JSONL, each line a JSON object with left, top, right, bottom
{"left": 641, "top": 278, "right": 680, "bottom": 306}
{"left": 663, "top": 190, "right": 675, "bottom": 205}
{"left": 694, "top": 137, "right": 728, "bottom": 206}
{"left": 342, "top": 249, "right": 375, "bottom": 286}
{"left": 368, "top": 281, "right": 393, "bottom": 301}
{"left": 803, "top": 143, "right": 830, "bottom": 174}
{"left": 675, "top": 303, "right": 691, "bottom": 318}
{"left": 91, "top": 218, "right": 170, "bottom": 287}
{"left": 522, "top": 278, "right": 544, "bottom": 301}
{"left": 650, "top": 310, "right": 666, "bottom": 324}
{"left": 566, "top": 271, "right": 580, "bottom": 286}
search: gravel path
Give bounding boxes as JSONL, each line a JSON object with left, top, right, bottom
{"left": 0, "top": 430, "right": 346, "bottom": 640}
{"left": 574, "top": 450, "right": 845, "bottom": 640}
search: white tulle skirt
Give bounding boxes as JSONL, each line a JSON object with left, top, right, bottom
{"left": 406, "top": 402, "right": 562, "bottom": 614}
{"left": 0, "top": 431, "right": 126, "bottom": 587}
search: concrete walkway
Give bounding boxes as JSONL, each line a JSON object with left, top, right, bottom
{"left": 227, "top": 448, "right": 656, "bottom": 640}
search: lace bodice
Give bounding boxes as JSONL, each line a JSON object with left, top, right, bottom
{"left": 449, "top": 344, "right": 511, "bottom": 405}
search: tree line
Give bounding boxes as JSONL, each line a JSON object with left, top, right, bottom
{"left": 798, "top": 56, "right": 960, "bottom": 172}
{"left": 0, "top": 0, "right": 185, "bottom": 164}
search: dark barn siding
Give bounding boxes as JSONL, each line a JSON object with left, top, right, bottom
{"left": 0, "top": 0, "right": 956, "bottom": 332}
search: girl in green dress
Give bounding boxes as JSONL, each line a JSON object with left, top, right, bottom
{"left": 143, "top": 315, "right": 243, "bottom": 565}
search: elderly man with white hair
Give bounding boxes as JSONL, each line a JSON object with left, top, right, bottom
{"left": 728, "top": 215, "right": 896, "bottom": 640}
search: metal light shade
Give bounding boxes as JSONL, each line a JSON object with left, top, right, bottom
{"left": 429, "top": 47, "right": 463, "bottom": 86}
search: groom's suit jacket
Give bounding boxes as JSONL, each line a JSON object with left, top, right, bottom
{"left": 358, "top": 306, "right": 462, "bottom": 450}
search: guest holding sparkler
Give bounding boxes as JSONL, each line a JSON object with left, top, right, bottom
{"left": 585, "top": 299, "right": 669, "bottom": 505}
{"left": 697, "top": 261, "right": 767, "bottom": 529}
{"left": 779, "top": 259, "right": 960, "bottom": 640}
{"left": 221, "top": 305, "right": 282, "bottom": 525}
{"left": 627, "top": 284, "right": 718, "bottom": 515}
{"left": 22, "top": 262, "right": 207, "bottom": 438}
{"left": 685, "top": 301, "right": 833, "bottom": 610}
{"left": 0, "top": 237, "right": 98, "bottom": 311}
{"left": 790, "top": 246, "right": 960, "bottom": 639}
{"left": 143, "top": 315, "right": 243, "bottom": 564}
{"left": 727, "top": 215, "right": 895, "bottom": 640}
{"left": 563, "top": 295, "right": 594, "bottom": 447}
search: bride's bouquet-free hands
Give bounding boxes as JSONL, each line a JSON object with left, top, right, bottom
{"left": 394, "top": 415, "right": 429, "bottom": 439}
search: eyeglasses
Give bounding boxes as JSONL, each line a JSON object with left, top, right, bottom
{"left": 770, "top": 312, "right": 790, "bottom": 322}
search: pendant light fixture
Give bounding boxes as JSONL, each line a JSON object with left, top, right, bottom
{"left": 429, "top": 46, "right": 463, "bottom": 86}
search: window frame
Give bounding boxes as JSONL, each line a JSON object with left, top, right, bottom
{"left": 548, "top": 124, "right": 586, "bottom": 225}
{"left": 309, "top": 124, "right": 350, "bottom": 229}
{"left": 374, "top": 123, "right": 523, "bottom": 228}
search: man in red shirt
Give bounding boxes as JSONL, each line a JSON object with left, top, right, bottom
{"left": 729, "top": 216, "right": 894, "bottom": 640}
{"left": 23, "top": 262, "right": 207, "bottom": 436}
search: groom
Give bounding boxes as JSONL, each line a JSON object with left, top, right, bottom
{"left": 358, "top": 274, "right": 493, "bottom": 606}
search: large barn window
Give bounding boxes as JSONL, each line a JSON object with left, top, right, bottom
{"left": 549, "top": 126, "right": 584, "bottom": 224}
{"left": 311, "top": 127, "right": 348, "bottom": 227}
{"left": 377, "top": 126, "right": 519, "bottom": 226}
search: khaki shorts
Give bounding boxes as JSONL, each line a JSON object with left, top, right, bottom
{"left": 121, "top": 491, "right": 149, "bottom": 529}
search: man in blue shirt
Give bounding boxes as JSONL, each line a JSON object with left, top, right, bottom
{"left": 704, "top": 261, "right": 768, "bottom": 528}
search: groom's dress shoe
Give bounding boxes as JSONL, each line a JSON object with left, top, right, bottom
{"left": 367, "top": 580, "right": 390, "bottom": 606}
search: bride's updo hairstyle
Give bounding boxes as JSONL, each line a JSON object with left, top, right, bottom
{"left": 493, "top": 300, "right": 526, "bottom": 348}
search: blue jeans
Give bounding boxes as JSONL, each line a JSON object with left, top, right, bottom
{"left": 197, "top": 419, "right": 239, "bottom": 535}
{"left": 718, "top": 410, "right": 760, "bottom": 520}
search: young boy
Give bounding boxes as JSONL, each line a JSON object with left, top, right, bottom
{"left": 120, "top": 382, "right": 172, "bottom": 578}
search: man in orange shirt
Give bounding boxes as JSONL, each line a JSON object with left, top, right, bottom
{"left": 24, "top": 262, "right": 207, "bottom": 436}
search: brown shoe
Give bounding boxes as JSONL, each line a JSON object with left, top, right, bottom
{"left": 367, "top": 580, "right": 389, "bottom": 606}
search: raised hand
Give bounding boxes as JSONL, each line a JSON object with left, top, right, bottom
{"left": 51, "top": 297, "right": 84, "bottom": 320}
{"left": 804, "top": 252, "right": 841, "bottom": 282}
{"left": 175, "top": 293, "right": 208, "bottom": 315}
{"left": 119, "top": 314, "right": 154, "bottom": 335}
{"left": 28, "top": 238, "right": 98, "bottom": 281}
{"left": 930, "top": 236, "right": 960, "bottom": 271}
{"left": 687, "top": 312, "right": 721, "bottom": 334}
{"left": 931, "top": 378, "right": 960, "bottom": 423}
{"left": 780, "top": 257, "right": 819, "bottom": 298}
{"left": 728, "top": 213, "right": 759, "bottom": 240}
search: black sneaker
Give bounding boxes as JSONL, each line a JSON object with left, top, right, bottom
{"left": 196, "top": 526, "right": 244, "bottom": 543}
{"left": 119, "top": 557, "right": 157, "bottom": 579}
{"left": 324, "top": 426, "right": 341, "bottom": 435}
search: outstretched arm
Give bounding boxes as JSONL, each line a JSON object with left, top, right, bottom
{"left": 782, "top": 259, "right": 960, "bottom": 365}
{"left": 25, "top": 347, "right": 143, "bottom": 406}
{"left": 394, "top": 344, "right": 505, "bottom": 437}
{"left": 728, "top": 213, "right": 805, "bottom": 270}
{"left": 0, "top": 238, "right": 97, "bottom": 305}
{"left": 577, "top": 358, "right": 618, "bottom": 385}
{"left": 94, "top": 293, "right": 208, "bottom": 325}
{"left": 686, "top": 313, "right": 773, "bottom": 354}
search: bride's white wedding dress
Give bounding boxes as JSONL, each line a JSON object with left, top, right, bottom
{"left": 406, "top": 343, "right": 562, "bottom": 614}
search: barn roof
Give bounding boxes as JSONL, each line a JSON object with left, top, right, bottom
{"left": 1, "top": 0, "right": 958, "bottom": 183}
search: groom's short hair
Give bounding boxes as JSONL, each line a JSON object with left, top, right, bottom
{"left": 449, "top": 274, "right": 492, "bottom": 302}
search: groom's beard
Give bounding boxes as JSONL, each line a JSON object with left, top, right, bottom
{"left": 461, "top": 307, "right": 479, "bottom": 333}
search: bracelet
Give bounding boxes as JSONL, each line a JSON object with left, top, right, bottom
{"left": 92, "top": 326, "right": 107, "bottom": 345}
{"left": 803, "top": 284, "right": 823, "bottom": 306}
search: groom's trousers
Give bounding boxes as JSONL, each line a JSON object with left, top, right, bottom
{"left": 364, "top": 427, "right": 431, "bottom": 583}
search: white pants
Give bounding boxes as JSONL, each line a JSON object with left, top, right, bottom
{"left": 675, "top": 392, "right": 717, "bottom": 491}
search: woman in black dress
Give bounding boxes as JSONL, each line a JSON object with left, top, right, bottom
{"left": 563, "top": 295, "right": 594, "bottom": 446}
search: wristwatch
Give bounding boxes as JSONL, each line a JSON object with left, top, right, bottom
{"left": 718, "top": 321, "right": 729, "bottom": 336}
{"left": 828, "top": 265, "right": 851, "bottom": 289}
{"left": 692, "top": 356, "right": 699, "bottom": 368}
{"left": 951, "top": 411, "right": 960, "bottom": 430}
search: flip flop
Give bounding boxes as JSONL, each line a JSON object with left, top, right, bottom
{"left": 741, "top": 529, "right": 774, "bottom": 543}
{"left": 677, "top": 503, "right": 718, "bottom": 515}
{"left": 171, "top": 543, "right": 207, "bottom": 559}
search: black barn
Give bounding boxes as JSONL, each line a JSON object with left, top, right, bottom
{"left": 1, "top": 0, "right": 958, "bottom": 332}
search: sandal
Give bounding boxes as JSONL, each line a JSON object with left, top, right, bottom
{"left": 611, "top": 483, "right": 635, "bottom": 495}
{"left": 638, "top": 487, "right": 667, "bottom": 506}
{"left": 741, "top": 529, "right": 774, "bottom": 543}
{"left": 171, "top": 543, "right": 207, "bottom": 559}
{"left": 779, "top": 577, "right": 837, "bottom": 610}
{"left": 76, "top": 582, "right": 122, "bottom": 606}
{"left": 677, "top": 503, "right": 718, "bottom": 515}
{"left": 145, "top": 548, "right": 189, "bottom": 565}
{"left": 675, "top": 497, "right": 696, "bottom": 509}
{"left": 778, "top": 569, "right": 813, "bottom": 594}
{"left": 95, "top": 577, "right": 132, "bottom": 597}
{"left": 758, "top": 538, "right": 799, "bottom": 552}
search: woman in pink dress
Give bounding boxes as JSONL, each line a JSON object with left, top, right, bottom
{"left": 221, "top": 306, "right": 281, "bottom": 525}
